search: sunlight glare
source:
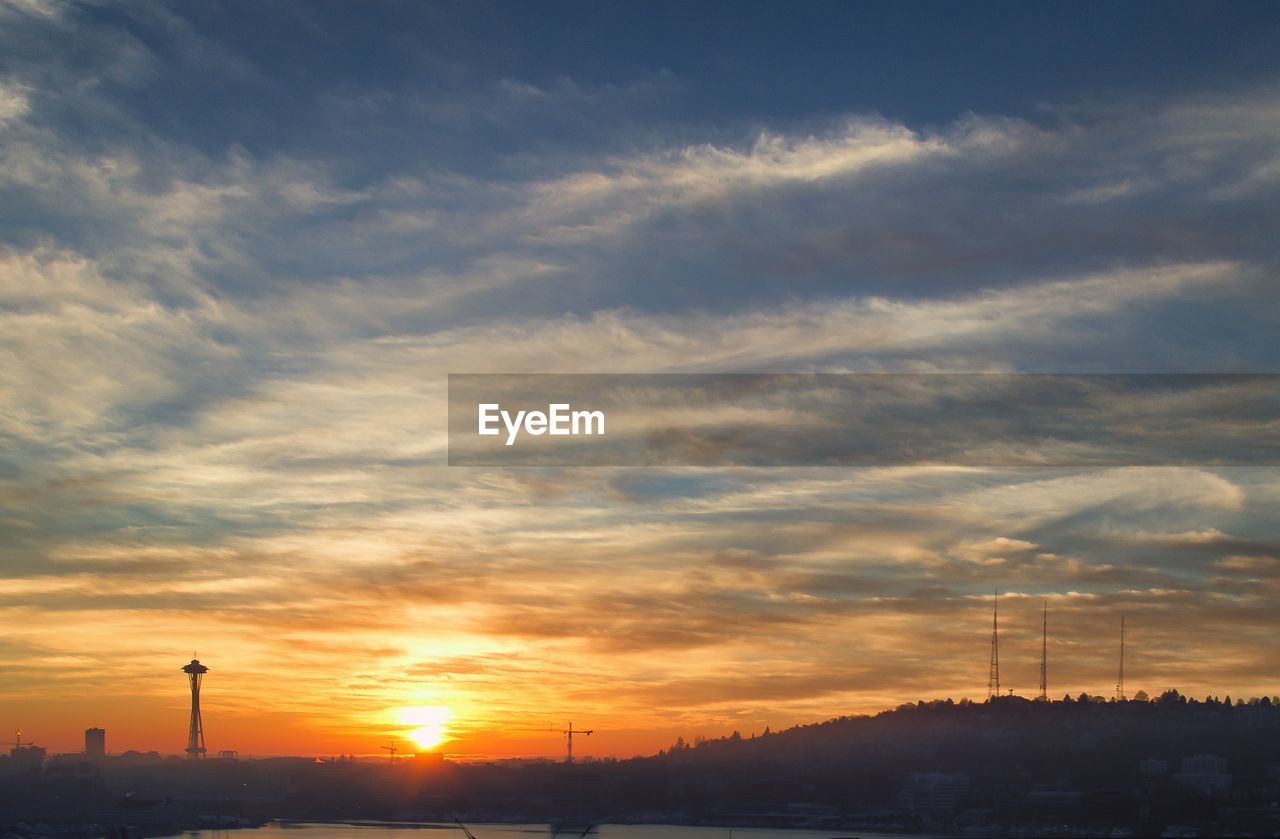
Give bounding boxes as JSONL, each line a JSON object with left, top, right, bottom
{"left": 398, "top": 705, "right": 452, "bottom": 751}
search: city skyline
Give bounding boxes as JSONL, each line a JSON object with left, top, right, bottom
{"left": 2, "top": 1, "right": 1279, "bottom": 763}
{"left": 7, "top": 603, "right": 1273, "bottom": 761}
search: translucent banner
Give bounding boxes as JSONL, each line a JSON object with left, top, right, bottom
{"left": 447, "top": 374, "right": 1280, "bottom": 466}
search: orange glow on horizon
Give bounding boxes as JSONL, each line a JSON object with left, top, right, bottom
{"left": 398, "top": 705, "right": 451, "bottom": 751}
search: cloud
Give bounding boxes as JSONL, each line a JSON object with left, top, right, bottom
{"left": 0, "top": 5, "right": 1278, "bottom": 755}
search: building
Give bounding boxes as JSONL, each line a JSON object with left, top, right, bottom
{"left": 84, "top": 727, "right": 105, "bottom": 759}
{"left": 896, "top": 772, "right": 970, "bottom": 821}
{"left": 1139, "top": 757, "right": 1169, "bottom": 776}
{"left": 7, "top": 742, "right": 47, "bottom": 774}
{"left": 1174, "top": 753, "right": 1231, "bottom": 794}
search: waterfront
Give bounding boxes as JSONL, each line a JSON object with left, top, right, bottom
{"left": 190, "top": 823, "right": 933, "bottom": 839}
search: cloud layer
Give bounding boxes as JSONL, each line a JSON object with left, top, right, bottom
{"left": 0, "top": 1, "right": 1278, "bottom": 758}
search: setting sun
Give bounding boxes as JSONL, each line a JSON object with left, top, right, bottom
{"left": 398, "top": 705, "right": 452, "bottom": 751}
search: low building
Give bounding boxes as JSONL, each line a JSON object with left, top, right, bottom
{"left": 895, "top": 772, "right": 970, "bottom": 821}
{"left": 7, "top": 743, "right": 47, "bottom": 774}
{"left": 1174, "top": 753, "right": 1231, "bottom": 794}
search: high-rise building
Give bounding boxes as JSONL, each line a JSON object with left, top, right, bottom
{"left": 84, "top": 727, "right": 105, "bottom": 759}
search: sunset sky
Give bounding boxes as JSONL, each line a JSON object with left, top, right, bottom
{"left": 2, "top": 1, "right": 1280, "bottom": 761}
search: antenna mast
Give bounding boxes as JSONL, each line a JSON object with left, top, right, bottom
{"left": 1038, "top": 601, "right": 1048, "bottom": 700}
{"left": 1116, "top": 613, "right": 1126, "bottom": 700}
{"left": 987, "top": 589, "right": 1001, "bottom": 699}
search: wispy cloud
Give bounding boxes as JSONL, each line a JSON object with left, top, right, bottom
{"left": 1, "top": 3, "right": 1278, "bottom": 757}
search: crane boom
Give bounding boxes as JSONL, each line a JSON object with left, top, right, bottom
{"left": 503, "top": 721, "right": 597, "bottom": 763}
{"left": 562, "top": 721, "right": 593, "bottom": 764}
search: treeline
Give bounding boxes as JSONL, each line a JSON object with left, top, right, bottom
{"left": 653, "top": 688, "right": 1280, "bottom": 759}
{"left": 533, "top": 689, "right": 1277, "bottom": 832}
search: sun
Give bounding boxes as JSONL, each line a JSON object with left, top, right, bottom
{"left": 398, "top": 705, "right": 452, "bottom": 751}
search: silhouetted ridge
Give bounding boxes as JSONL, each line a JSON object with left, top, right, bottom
{"left": 5, "top": 692, "right": 1278, "bottom": 836}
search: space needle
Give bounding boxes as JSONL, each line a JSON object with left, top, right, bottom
{"left": 182, "top": 656, "right": 209, "bottom": 759}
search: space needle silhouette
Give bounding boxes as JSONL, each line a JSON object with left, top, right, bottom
{"left": 182, "top": 655, "right": 208, "bottom": 759}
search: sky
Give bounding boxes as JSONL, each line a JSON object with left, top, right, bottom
{"left": 2, "top": 0, "right": 1280, "bottom": 761}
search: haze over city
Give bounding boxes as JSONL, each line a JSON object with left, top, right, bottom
{"left": 2, "top": 0, "right": 1279, "bottom": 765}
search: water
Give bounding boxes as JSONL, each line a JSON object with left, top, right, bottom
{"left": 189, "top": 822, "right": 932, "bottom": 839}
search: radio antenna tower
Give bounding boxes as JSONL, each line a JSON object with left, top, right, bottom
{"left": 1038, "top": 601, "right": 1048, "bottom": 701}
{"left": 987, "top": 589, "right": 1001, "bottom": 699}
{"left": 182, "top": 655, "right": 209, "bottom": 759}
{"left": 1116, "top": 613, "right": 1126, "bottom": 700}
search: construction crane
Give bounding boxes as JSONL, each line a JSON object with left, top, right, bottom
{"left": 504, "top": 721, "right": 597, "bottom": 763}
{"left": 561, "top": 721, "right": 593, "bottom": 764}
{"left": 381, "top": 744, "right": 398, "bottom": 764}
{"left": 2, "top": 728, "right": 37, "bottom": 748}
